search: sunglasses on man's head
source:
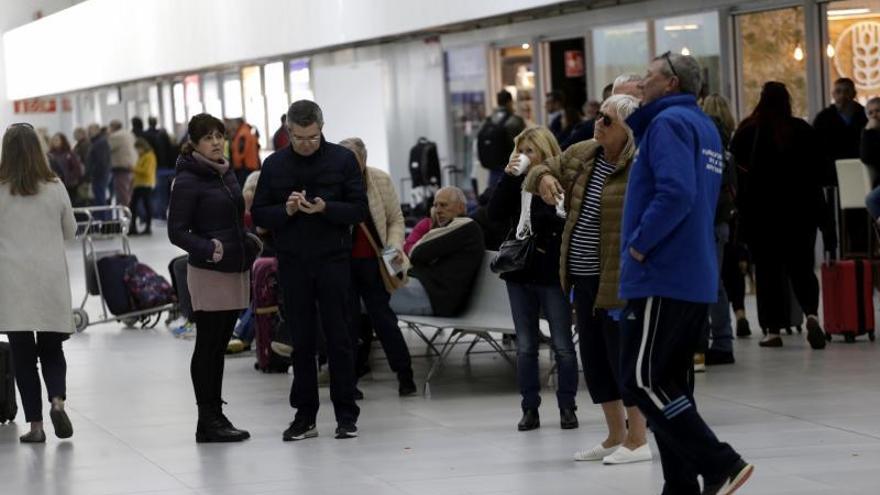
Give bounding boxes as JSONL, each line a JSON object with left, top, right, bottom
{"left": 596, "top": 111, "right": 613, "bottom": 127}
{"left": 660, "top": 51, "right": 679, "bottom": 79}
{"left": 7, "top": 122, "right": 34, "bottom": 130}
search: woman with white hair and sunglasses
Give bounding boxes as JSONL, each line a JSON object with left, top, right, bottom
{"left": 525, "top": 93, "right": 652, "bottom": 465}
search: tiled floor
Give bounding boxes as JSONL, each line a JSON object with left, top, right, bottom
{"left": 2, "top": 225, "right": 879, "bottom": 494}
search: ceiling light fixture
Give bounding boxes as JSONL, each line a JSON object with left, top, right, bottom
{"left": 826, "top": 43, "right": 836, "bottom": 58}
{"left": 793, "top": 45, "right": 805, "bottom": 61}
{"left": 521, "top": 43, "right": 530, "bottom": 50}
{"left": 681, "top": 46, "right": 691, "bottom": 56}
{"left": 827, "top": 8, "right": 871, "bottom": 16}
{"left": 664, "top": 24, "right": 700, "bottom": 32}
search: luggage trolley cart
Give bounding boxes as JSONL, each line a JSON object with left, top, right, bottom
{"left": 71, "top": 205, "right": 178, "bottom": 332}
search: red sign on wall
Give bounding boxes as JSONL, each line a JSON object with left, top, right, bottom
{"left": 13, "top": 97, "right": 71, "bottom": 114}
{"left": 14, "top": 98, "right": 57, "bottom": 114}
{"left": 564, "top": 50, "right": 585, "bottom": 78}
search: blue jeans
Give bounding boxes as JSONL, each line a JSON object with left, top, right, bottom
{"left": 867, "top": 186, "right": 880, "bottom": 219}
{"left": 708, "top": 224, "right": 733, "bottom": 353}
{"left": 233, "top": 307, "right": 255, "bottom": 342}
{"left": 506, "top": 281, "right": 577, "bottom": 410}
{"left": 389, "top": 278, "right": 433, "bottom": 316}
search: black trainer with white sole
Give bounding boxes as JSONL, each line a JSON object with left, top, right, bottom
{"left": 702, "top": 459, "right": 754, "bottom": 495}
{"left": 283, "top": 420, "right": 318, "bottom": 441}
{"left": 335, "top": 423, "right": 358, "bottom": 439}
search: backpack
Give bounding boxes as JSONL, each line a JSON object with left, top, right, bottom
{"left": 62, "top": 152, "right": 84, "bottom": 189}
{"left": 408, "top": 138, "right": 441, "bottom": 188}
{"left": 477, "top": 112, "right": 514, "bottom": 171}
{"left": 123, "top": 263, "right": 177, "bottom": 310}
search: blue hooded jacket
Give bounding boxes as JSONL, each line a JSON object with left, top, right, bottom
{"left": 619, "top": 93, "right": 723, "bottom": 303}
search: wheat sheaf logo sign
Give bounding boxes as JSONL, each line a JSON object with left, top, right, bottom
{"left": 835, "top": 21, "right": 880, "bottom": 92}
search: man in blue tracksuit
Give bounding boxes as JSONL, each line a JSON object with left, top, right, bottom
{"left": 619, "top": 53, "right": 753, "bottom": 495}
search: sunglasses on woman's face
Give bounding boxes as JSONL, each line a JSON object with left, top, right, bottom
{"left": 596, "top": 111, "right": 613, "bottom": 127}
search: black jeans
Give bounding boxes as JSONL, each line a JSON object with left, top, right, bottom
{"left": 192, "top": 310, "right": 238, "bottom": 406}
{"left": 130, "top": 186, "right": 153, "bottom": 233}
{"left": 278, "top": 254, "right": 359, "bottom": 425}
{"left": 752, "top": 229, "right": 819, "bottom": 334}
{"left": 8, "top": 332, "right": 68, "bottom": 422}
{"left": 721, "top": 240, "right": 746, "bottom": 314}
{"left": 349, "top": 258, "right": 412, "bottom": 380}
{"left": 620, "top": 297, "right": 741, "bottom": 494}
{"left": 571, "top": 276, "right": 632, "bottom": 407}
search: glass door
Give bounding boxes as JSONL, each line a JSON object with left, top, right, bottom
{"left": 734, "top": 7, "right": 808, "bottom": 118}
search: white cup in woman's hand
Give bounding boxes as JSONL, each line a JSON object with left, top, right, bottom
{"left": 512, "top": 153, "right": 530, "bottom": 176}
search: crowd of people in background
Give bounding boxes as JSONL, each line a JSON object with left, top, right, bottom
{"left": 7, "top": 40, "right": 880, "bottom": 493}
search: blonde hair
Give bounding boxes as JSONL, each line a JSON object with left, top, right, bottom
{"left": 701, "top": 93, "right": 736, "bottom": 140}
{"left": 510, "top": 126, "right": 562, "bottom": 164}
{"left": 338, "top": 137, "right": 367, "bottom": 168}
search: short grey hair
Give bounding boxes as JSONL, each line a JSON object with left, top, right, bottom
{"left": 654, "top": 53, "right": 702, "bottom": 96}
{"left": 109, "top": 120, "right": 122, "bottom": 131}
{"left": 436, "top": 186, "right": 467, "bottom": 207}
{"left": 338, "top": 137, "right": 367, "bottom": 166}
{"left": 287, "top": 100, "right": 324, "bottom": 128}
{"left": 868, "top": 96, "right": 880, "bottom": 108}
{"left": 601, "top": 94, "right": 640, "bottom": 122}
{"left": 612, "top": 73, "right": 642, "bottom": 93}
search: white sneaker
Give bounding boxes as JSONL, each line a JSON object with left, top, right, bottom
{"left": 602, "top": 443, "right": 653, "bottom": 465}
{"left": 574, "top": 443, "right": 620, "bottom": 461}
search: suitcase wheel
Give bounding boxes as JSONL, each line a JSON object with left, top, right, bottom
{"left": 785, "top": 327, "right": 793, "bottom": 335}
{"left": 825, "top": 332, "right": 833, "bottom": 342}
{"left": 870, "top": 331, "right": 876, "bottom": 342}
{"left": 796, "top": 326, "right": 803, "bottom": 334}
{"left": 73, "top": 308, "right": 89, "bottom": 333}
{"left": 845, "top": 333, "right": 857, "bottom": 344}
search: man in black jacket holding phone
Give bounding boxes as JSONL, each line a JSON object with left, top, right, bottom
{"left": 252, "top": 100, "right": 368, "bottom": 441}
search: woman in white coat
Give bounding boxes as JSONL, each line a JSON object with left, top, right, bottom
{"left": 0, "top": 123, "right": 77, "bottom": 443}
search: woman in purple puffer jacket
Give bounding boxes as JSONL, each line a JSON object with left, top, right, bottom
{"left": 168, "top": 113, "right": 262, "bottom": 444}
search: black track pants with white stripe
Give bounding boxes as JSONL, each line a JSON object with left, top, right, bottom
{"left": 620, "top": 297, "right": 741, "bottom": 494}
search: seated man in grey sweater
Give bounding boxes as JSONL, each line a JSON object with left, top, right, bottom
{"left": 391, "top": 187, "right": 485, "bottom": 316}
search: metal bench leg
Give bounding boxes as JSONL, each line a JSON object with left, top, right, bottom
{"left": 479, "top": 332, "right": 515, "bottom": 367}
{"left": 407, "top": 322, "right": 442, "bottom": 356}
{"left": 424, "top": 329, "right": 464, "bottom": 389}
{"left": 464, "top": 337, "right": 480, "bottom": 355}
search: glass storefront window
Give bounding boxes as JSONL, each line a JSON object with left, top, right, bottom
{"left": 264, "top": 61, "right": 289, "bottom": 143}
{"left": 289, "top": 58, "right": 314, "bottom": 103}
{"left": 202, "top": 73, "right": 222, "bottom": 118}
{"left": 161, "top": 82, "right": 173, "bottom": 132}
{"left": 172, "top": 82, "right": 186, "bottom": 124}
{"left": 735, "top": 7, "right": 808, "bottom": 118}
{"left": 222, "top": 74, "right": 243, "bottom": 119}
{"left": 446, "top": 45, "right": 488, "bottom": 192}
{"left": 242, "top": 65, "right": 267, "bottom": 148}
{"left": 655, "top": 12, "right": 721, "bottom": 95}
{"left": 496, "top": 44, "right": 536, "bottom": 123}
{"left": 184, "top": 74, "right": 203, "bottom": 120}
{"left": 148, "top": 85, "right": 160, "bottom": 119}
{"left": 592, "top": 22, "right": 649, "bottom": 100}
{"left": 825, "top": 0, "right": 880, "bottom": 104}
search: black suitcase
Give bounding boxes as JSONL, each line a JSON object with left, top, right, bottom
{"left": 0, "top": 342, "right": 18, "bottom": 424}
{"left": 97, "top": 254, "right": 138, "bottom": 315}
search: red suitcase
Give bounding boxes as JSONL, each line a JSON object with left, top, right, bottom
{"left": 821, "top": 259, "right": 876, "bottom": 342}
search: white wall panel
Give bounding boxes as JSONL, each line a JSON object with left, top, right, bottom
{"left": 311, "top": 39, "right": 449, "bottom": 201}
{"left": 313, "top": 61, "right": 390, "bottom": 174}
{"left": 3, "top": 0, "right": 565, "bottom": 99}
